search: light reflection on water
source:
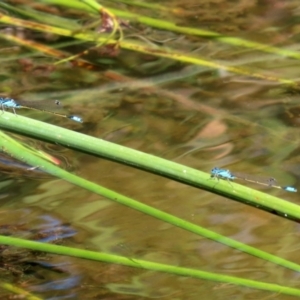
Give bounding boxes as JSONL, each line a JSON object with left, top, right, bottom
{"left": 1, "top": 90, "right": 300, "bottom": 298}
{"left": 2, "top": 2, "right": 300, "bottom": 299}
{"left": 1, "top": 85, "right": 300, "bottom": 299}
{"left": 1, "top": 156, "right": 299, "bottom": 298}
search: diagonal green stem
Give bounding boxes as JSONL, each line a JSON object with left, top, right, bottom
{"left": 0, "top": 112, "right": 300, "bottom": 220}
{"left": 1, "top": 235, "right": 300, "bottom": 297}
{"left": 1, "top": 116, "right": 300, "bottom": 274}
{"left": 0, "top": 113, "right": 299, "bottom": 219}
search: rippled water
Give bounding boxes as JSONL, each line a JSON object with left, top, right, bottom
{"left": 1, "top": 0, "right": 300, "bottom": 299}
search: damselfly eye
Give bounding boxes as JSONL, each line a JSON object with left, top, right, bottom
{"left": 267, "top": 177, "right": 276, "bottom": 186}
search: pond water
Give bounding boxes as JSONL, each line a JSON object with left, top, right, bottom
{"left": 1, "top": 0, "right": 300, "bottom": 299}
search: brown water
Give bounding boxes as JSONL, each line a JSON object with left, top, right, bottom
{"left": 1, "top": 0, "right": 300, "bottom": 299}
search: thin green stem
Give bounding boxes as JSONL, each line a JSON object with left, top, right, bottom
{"left": 1, "top": 235, "right": 300, "bottom": 297}
{"left": 0, "top": 117, "right": 300, "bottom": 274}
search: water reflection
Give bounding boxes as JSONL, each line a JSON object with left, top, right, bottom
{"left": 1, "top": 0, "right": 300, "bottom": 298}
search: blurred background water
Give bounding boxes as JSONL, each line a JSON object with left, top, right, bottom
{"left": 1, "top": 0, "right": 300, "bottom": 299}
